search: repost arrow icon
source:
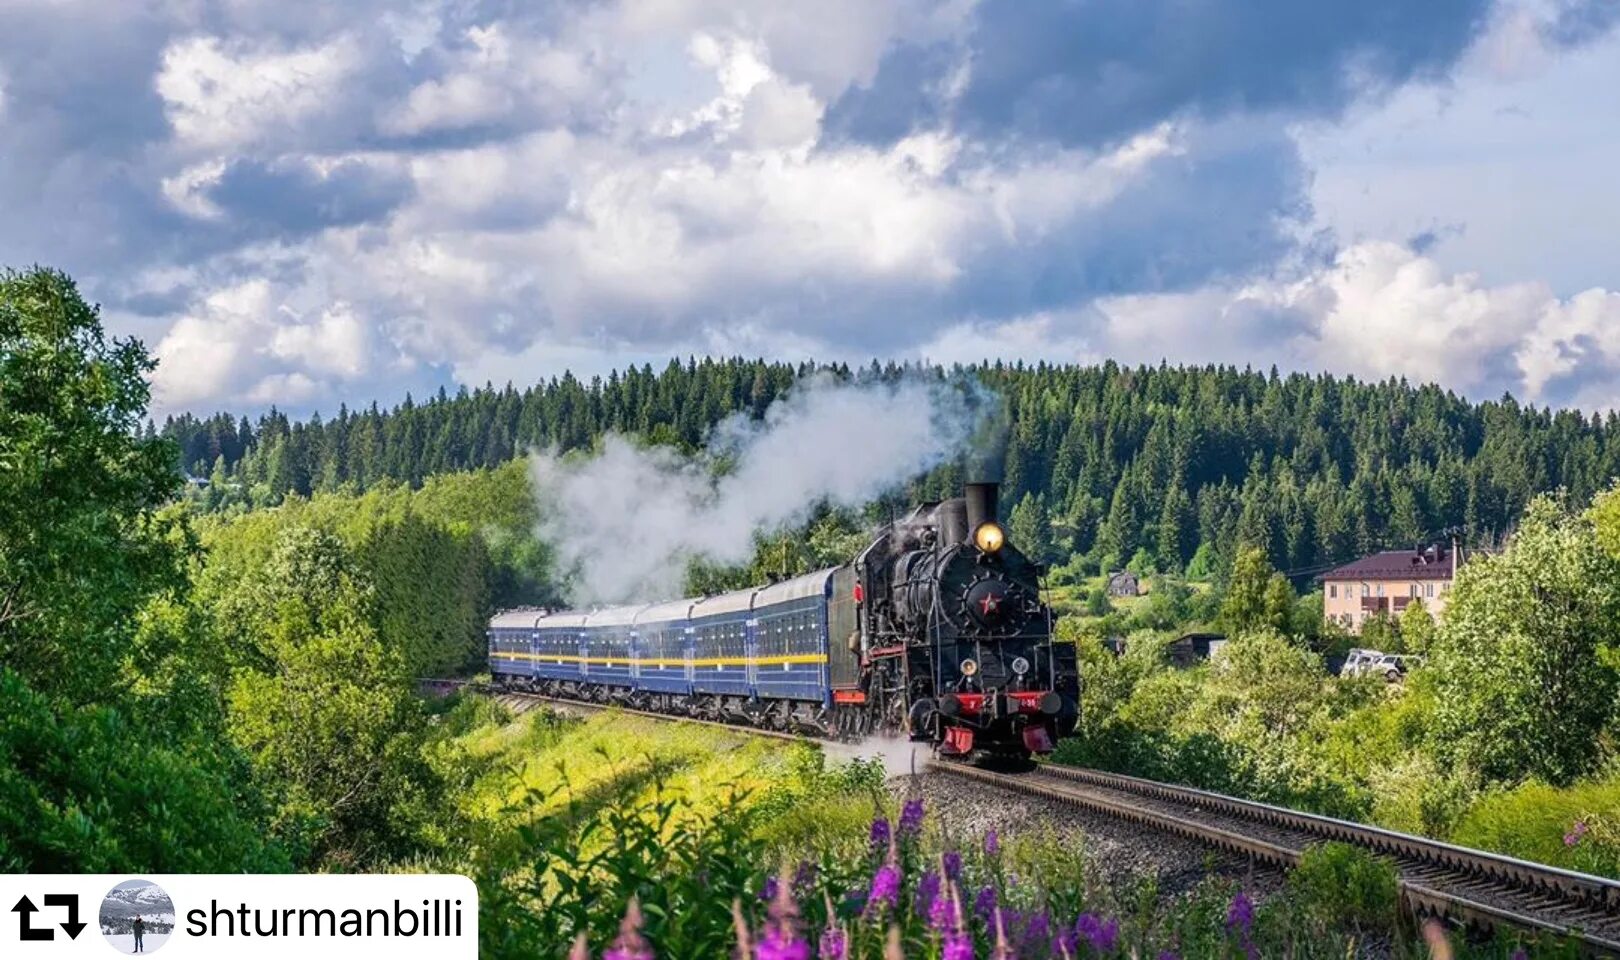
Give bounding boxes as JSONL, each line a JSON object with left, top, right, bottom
{"left": 11, "top": 895, "right": 54, "bottom": 941}
{"left": 44, "top": 894, "right": 85, "bottom": 939}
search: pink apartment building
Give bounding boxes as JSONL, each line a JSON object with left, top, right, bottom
{"left": 1321, "top": 543, "right": 1462, "bottom": 632}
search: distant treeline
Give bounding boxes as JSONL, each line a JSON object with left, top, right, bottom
{"left": 160, "top": 359, "right": 1620, "bottom": 577}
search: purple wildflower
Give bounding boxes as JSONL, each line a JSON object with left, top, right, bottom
{"left": 984, "top": 829, "right": 1000, "bottom": 856}
{"left": 1565, "top": 820, "right": 1589, "bottom": 847}
{"left": 992, "top": 908, "right": 1017, "bottom": 960}
{"left": 792, "top": 860, "right": 818, "bottom": 895}
{"left": 867, "top": 864, "right": 901, "bottom": 914}
{"left": 758, "top": 926, "right": 811, "bottom": 960}
{"left": 900, "top": 797, "right": 926, "bottom": 835}
{"left": 1074, "top": 913, "right": 1119, "bottom": 953}
{"left": 1019, "top": 911, "right": 1050, "bottom": 953}
{"left": 869, "top": 817, "right": 892, "bottom": 850}
{"left": 944, "top": 931, "right": 976, "bottom": 960}
{"left": 1157, "top": 953, "right": 1180, "bottom": 960}
{"left": 929, "top": 890, "right": 955, "bottom": 933}
{"left": 1225, "top": 892, "right": 1255, "bottom": 935}
{"left": 1509, "top": 951, "right": 1528, "bottom": 960}
{"left": 915, "top": 871, "right": 941, "bottom": 918}
{"left": 943, "top": 850, "right": 963, "bottom": 880}
{"left": 604, "top": 898, "right": 654, "bottom": 960}
{"left": 817, "top": 926, "right": 847, "bottom": 960}
{"left": 973, "top": 885, "right": 998, "bottom": 923}
{"left": 761, "top": 874, "right": 780, "bottom": 903}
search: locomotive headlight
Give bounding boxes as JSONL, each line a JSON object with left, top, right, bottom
{"left": 959, "top": 658, "right": 979, "bottom": 677}
{"left": 973, "top": 522, "right": 1006, "bottom": 553}
{"left": 1011, "top": 656, "right": 1031, "bottom": 676}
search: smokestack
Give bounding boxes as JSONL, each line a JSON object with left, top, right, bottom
{"left": 938, "top": 499, "right": 968, "bottom": 545}
{"left": 964, "top": 481, "right": 999, "bottom": 540}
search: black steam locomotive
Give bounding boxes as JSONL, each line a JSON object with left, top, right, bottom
{"left": 488, "top": 481, "right": 1079, "bottom": 762}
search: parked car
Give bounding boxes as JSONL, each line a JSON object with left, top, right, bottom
{"left": 1342, "top": 648, "right": 1424, "bottom": 682}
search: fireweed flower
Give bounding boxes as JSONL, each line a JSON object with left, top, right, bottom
{"left": 757, "top": 925, "right": 811, "bottom": 960}
{"left": 991, "top": 907, "right": 1017, "bottom": 960}
{"left": 817, "top": 926, "right": 847, "bottom": 960}
{"left": 819, "top": 891, "right": 847, "bottom": 960}
{"left": 943, "top": 850, "right": 963, "bottom": 880}
{"left": 929, "top": 888, "right": 955, "bottom": 933}
{"left": 943, "top": 931, "right": 976, "bottom": 960}
{"left": 1074, "top": 913, "right": 1119, "bottom": 953}
{"left": 974, "top": 886, "right": 998, "bottom": 924}
{"left": 761, "top": 875, "right": 780, "bottom": 903}
{"left": 915, "top": 871, "right": 941, "bottom": 917}
{"left": 1020, "top": 911, "right": 1050, "bottom": 954}
{"left": 984, "top": 829, "right": 1000, "bottom": 856}
{"left": 869, "top": 817, "right": 892, "bottom": 850}
{"left": 1225, "top": 892, "right": 1255, "bottom": 935}
{"left": 604, "top": 898, "right": 654, "bottom": 960}
{"left": 792, "top": 861, "right": 818, "bottom": 896}
{"left": 866, "top": 863, "right": 901, "bottom": 915}
{"left": 900, "top": 797, "right": 926, "bottom": 836}
{"left": 1565, "top": 820, "right": 1589, "bottom": 847}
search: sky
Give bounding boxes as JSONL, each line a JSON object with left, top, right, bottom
{"left": 1, "top": 0, "right": 1617, "bottom": 417}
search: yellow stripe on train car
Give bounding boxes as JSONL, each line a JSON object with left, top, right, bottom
{"left": 497, "top": 653, "right": 827, "bottom": 668}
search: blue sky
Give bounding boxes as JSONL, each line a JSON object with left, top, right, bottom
{"left": 1, "top": 0, "right": 1616, "bottom": 416}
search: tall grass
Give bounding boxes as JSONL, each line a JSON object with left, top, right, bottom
{"left": 451, "top": 707, "right": 1585, "bottom": 959}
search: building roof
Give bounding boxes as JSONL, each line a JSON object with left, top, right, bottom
{"left": 1322, "top": 547, "right": 1458, "bottom": 582}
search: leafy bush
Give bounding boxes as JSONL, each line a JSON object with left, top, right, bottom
{"left": 1287, "top": 842, "right": 1398, "bottom": 933}
{"left": 0, "top": 669, "right": 286, "bottom": 873}
{"left": 1451, "top": 777, "right": 1620, "bottom": 879}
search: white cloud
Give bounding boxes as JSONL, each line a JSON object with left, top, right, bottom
{"left": 379, "top": 22, "right": 602, "bottom": 137}
{"left": 155, "top": 35, "right": 362, "bottom": 152}
{"left": 151, "top": 278, "right": 376, "bottom": 413}
{"left": 1096, "top": 241, "right": 1620, "bottom": 409}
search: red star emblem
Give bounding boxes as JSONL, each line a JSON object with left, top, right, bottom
{"left": 979, "top": 592, "right": 1000, "bottom": 615}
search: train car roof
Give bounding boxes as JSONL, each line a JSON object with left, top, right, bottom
{"left": 635, "top": 598, "right": 695, "bottom": 625}
{"left": 489, "top": 608, "right": 547, "bottom": 630}
{"left": 753, "top": 566, "right": 840, "bottom": 607}
{"left": 584, "top": 603, "right": 651, "bottom": 627}
{"left": 689, "top": 587, "right": 756, "bottom": 619}
{"left": 536, "top": 610, "right": 590, "bottom": 629}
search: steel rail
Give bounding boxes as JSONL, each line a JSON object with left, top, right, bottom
{"left": 931, "top": 762, "right": 1620, "bottom": 955}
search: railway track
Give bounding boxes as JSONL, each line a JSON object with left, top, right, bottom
{"left": 425, "top": 678, "right": 1620, "bottom": 952}
{"left": 931, "top": 763, "right": 1620, "bottom": 954}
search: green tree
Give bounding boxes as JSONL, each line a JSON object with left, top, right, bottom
{"left": 0, "top": 267, "right": 279, "bottom": 873}
{"left": 220, "top": 526, "right": 447, "bottom": 865}
{"left": 1007, "top": 491, "right": 1053, "bottom": 563}
{"left": 1219, "top": 547, "right": 1293, "bottom": 636}
{"left": 1428, "top": 496, "right": 1620, "bottom": 786}
{"left": 1397, "top": 599, "right": 1436, "bottom": 655}
{"left": 0, "top": 268, "right": 189, "bottom": 702}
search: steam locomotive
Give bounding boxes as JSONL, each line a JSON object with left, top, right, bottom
{"left": 487, "top": 481, "right": 1080, "bottom": 762}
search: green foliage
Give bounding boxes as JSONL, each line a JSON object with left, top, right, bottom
{"left": 1428, "top": 495, "right": 1620, "bottom": 786}
{"left": 1217, "top": 547, "right": 1293, "bottom": 637}
{"left": 1287, "top": 842, "right": 1398, "bottom": 933}
{"left": 1007, "top": 491, "right": 1054, "bottom": 564}
{"left": 0, "top": 268, "right": 282, "bottom": 873}
{"left": 215, "top": 526, "right": 454, "bottom": 865}
{"left": 0, "top": 267, "right": 191, "bottom": 703}
{"left": 197, "top": 466, "right": 543, "bottom": 675}
{"left": 0, "top": 669, "right": 287, "bottom": 873}
{"left": 167, "top": 361, "right": 1620, "bottom": 600}
{"left": 1398, "top": 598, "right": 1437, "bottom": 654}
{"left": 1451, "top": 777, "right": 1620, "bottom": 878}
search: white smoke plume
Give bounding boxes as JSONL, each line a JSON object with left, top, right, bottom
{"left": 530, "top": 375, "right": 996, "bottom": 605}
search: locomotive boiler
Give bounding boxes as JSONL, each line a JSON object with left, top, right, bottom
{"left": 487, "top": 480, "right": 1080, "bottom": 763}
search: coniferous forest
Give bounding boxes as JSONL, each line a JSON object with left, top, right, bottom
{"left": 162, "top": 359, "right": 1620, "bottom": 579}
